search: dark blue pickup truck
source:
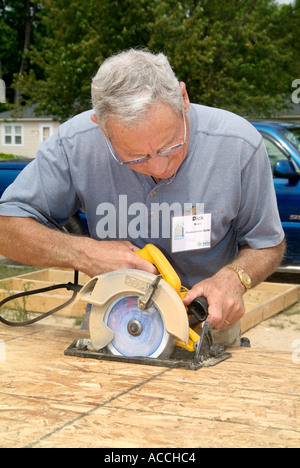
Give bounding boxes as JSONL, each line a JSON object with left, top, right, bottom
{"left": 251, "top": 120, "right": 300, "bottom": 269}
{"left": 0, "top": 158, "right": 87, "bottom": 235}
{"left": 0, "top": 119, "right": 300, "bottom": 268}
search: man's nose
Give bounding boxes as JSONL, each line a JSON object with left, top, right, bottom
{"left": 147, "top": 154, "right": 169, "bottom": 172}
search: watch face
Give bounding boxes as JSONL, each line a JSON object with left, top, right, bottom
{"left": 228, "top": 265, "right": 251, "bottom": 289}
{"left": 241, "top": 272, "right": 251, "bottom": 287}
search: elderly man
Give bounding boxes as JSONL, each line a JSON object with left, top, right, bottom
{"left": 0, "top": 49, "right": 285, "bottom": 346}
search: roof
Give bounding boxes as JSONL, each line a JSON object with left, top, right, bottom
{"left": 0, "top": 104, "right": 55, "bottom": 121}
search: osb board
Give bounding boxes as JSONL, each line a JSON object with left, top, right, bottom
{"left": 0, "top": 269, "right": 298, "bottom": 329}
{"left": 0, "top": 324, "right": 299, "bottom": 448}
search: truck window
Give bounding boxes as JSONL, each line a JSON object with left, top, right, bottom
{"left": 263, "top": 136, "right": 289, "bottom": 170}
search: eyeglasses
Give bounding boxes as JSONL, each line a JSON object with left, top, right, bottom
{"left": 104, "top": 114, "right": 187, "bottom": 166}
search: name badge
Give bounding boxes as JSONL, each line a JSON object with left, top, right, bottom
{"left": 171, "top": 214, "right": 211, "bottom": 253}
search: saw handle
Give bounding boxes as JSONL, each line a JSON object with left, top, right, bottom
{"left": 136, "top": 245, "right": 209, "bottom": 322}
{"left": 187, "top": 297, "right": 209, "bottom": 322}
{"left": 135, "top": 244, "right": 181, "bottom": 294}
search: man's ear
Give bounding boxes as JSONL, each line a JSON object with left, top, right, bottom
{"left": 180, "top": 82, "right": 191, "bottom": 114}
{"left": 91, "top": 113, "right": 106, "bottom": 137}
{"left": 91, "top": 113, "right": 99, "bottom": 125}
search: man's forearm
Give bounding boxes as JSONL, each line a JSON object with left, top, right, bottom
{"left": 0, "top": 216, "right": 157, "bottom": 277}
{"left": 227, "top": 240, "right": 286, "bottom": 288}
{"left": 0, "top": 216, "right": 80, "bottom": 270}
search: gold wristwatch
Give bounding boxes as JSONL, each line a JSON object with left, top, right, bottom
{"left": 227, "top": 264, "right": 252, "bottom": 290}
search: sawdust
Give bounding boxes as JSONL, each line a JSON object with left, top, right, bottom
{"left": 243, "top": 273, "right": 300, "bottom": 352}
{"left": 242, "top": 298, "right": 300, "bottom": 352}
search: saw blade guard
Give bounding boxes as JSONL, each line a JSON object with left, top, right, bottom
{"left": 75, "top": 269, "right": 189, "bottom": 353}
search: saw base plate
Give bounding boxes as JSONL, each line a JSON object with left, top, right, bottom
{"left": 64, "top": 340, "right": 231, "bottom": 371}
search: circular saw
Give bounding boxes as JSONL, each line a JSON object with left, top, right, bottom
{"left": 65, "top": 244, "right": 231, "bottom": 370}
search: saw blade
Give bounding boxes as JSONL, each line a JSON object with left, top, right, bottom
{"left": 103, "top": 295, "right": 172, "bottom": 358}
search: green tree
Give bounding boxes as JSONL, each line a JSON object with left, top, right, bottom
{"left": 0, "top": 0, "right": 42, "bottom": 105}
{"left": 275, "top": 0, "right": 300, "bottom": 96}
{"left": 14, "top": 0, "right": 299, "bottom": 120}
{"left": 149, "top": 0, "right": 295, "bottom": 116}
{"left": 17, "top": 0, "right": 156, "bottom": 120}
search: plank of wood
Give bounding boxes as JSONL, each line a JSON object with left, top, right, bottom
{"left": 0, "top": 324, "right": 299, "bottom": 448}
{"left": 0, "top": 268, "right": 89, "bottom": 316}
{"left": 241, "top": 282, "right": 299, "bottom": 332}
{"left": 0, "top": 290, "right": 86, "bottom": 317}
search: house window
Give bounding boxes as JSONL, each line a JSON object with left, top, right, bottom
{"left": 3, "top": 124, "right": 23, "bottom": 146}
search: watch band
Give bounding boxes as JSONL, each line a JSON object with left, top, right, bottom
{"left": 227, "top": 264, "right": 252, "bottom": 289}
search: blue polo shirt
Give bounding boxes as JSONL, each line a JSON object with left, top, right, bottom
{"left": 0, "top": 104, "right": 284, "bottom": 288}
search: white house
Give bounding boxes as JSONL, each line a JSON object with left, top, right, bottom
{"left": 0, "top": 106, "right": 61, "bottom": 158}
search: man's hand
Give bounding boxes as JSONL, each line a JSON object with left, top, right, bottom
{"left": 75, "top": 238, "right": 158, "bottom": 277}
{"left": 183, "top": 268, "right": 245, "bottom": 329}
{"left": 182, "top": 241, "right": 285, "bottom": 330}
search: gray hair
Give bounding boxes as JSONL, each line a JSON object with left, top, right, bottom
{"left": 91, "top": 49, "right": 184, "bottom": 135}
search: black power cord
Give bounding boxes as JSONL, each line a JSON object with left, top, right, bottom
{"left": 0, "top": 279, "right": 82, "bottom": 327}
{"left": 0, "top": 200, "right": 83, "bottom": 326}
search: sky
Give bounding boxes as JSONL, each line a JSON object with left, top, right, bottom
{"left": 276, "top": 0, "right": 294, "bottom": 4}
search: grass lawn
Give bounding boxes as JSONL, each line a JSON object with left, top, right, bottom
{"left": 0, "top": 153, "right": 22, "bottom": 159}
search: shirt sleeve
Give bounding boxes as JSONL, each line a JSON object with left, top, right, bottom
{"left": 234, "top": 139, "right": 285, "bottom": 249}
{"left": 0, "top": 131, "right": 81, "bottom": 229}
